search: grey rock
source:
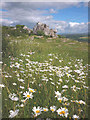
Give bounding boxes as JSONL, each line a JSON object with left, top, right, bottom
{"left": 23, "top": 26, "right": 32, "bottom": 33}
{"left": 33, "top": 22, "right": 57, "bottom": 38}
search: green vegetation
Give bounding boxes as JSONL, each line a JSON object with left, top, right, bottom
{"left": 58, "top": 35, "right": 61, "bottom": 38}
{"left": 62, "top": 33, "right": 88, "bottom": 42}
{"left": 16, "top": 25, "right": 25, "bottom": 29}
{"left": 37, "top": 30, "right": 45, "bottom": 36}
{"left": 2, "top": 26, "right": 88, "bottom": 119}
{"left": 2, "top": 25, "right": 29, "bottom": 37}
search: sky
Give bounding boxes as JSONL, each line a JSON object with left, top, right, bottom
{"left": 0, "top": 2, "right": 89, "bottom": 34}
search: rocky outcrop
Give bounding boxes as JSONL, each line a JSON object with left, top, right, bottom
{"left": 33, "top": 22, "right": 57, "bottom": 38}
{"left": 23, "top": 26, "right": 32, "bottom": 33}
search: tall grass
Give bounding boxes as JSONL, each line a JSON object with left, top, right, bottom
{"left": 2, "top": 36, "right": 88, "bottom": 119}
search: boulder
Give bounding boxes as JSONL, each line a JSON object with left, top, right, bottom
{"left": 33, "top": 22, "right": 57, "bottom": 38}
{"left": 23, "top": 26, "right": 32, "bottom": 33}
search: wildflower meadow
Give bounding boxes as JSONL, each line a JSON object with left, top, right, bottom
{"left": 1, "top": 35, "right": 88, "bottom": 119}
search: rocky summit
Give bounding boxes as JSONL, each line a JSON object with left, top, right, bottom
{"left": 33, "top": 22, "right": 58, "bottom": 38}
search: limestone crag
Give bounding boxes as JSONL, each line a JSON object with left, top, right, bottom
{"left": 23, "top": 26, "right": 32, "bottom": 33}
{"left": 33, "top": 22, "right": 57, "bottom": 38}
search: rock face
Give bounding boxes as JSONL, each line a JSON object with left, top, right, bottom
{"left": 23, "top": 26, "right": 32, "bottom": 33}
{"left": 33, "top": 22, "right": 57, "bottom": 38}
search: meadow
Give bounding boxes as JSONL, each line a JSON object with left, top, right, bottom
{"left": 1, "top": 35, "right": 88, "bottom": 119}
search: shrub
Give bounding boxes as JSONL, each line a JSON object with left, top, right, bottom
{"left": 37, "top": 30, "right": 45, "bottom": 36}
{"left": 16, "top": 25, "right": 25, "bottom": 29}
{"left": 58, "top": 35, "right": 62, "bottom": 38}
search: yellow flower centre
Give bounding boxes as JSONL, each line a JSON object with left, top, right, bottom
{"left": 59, "top": 111, "right": 65, "bottom": 115}
{"left": 36, "top": 110, "right": 40, "bottom": 113}
{"left": 67, "top": 74, "right": 69, "bottom": 76}
{"left": 65, "top": 103, "right": 67, "bottom": 105}
{"left": 27, "top": 95, "right": 30, "bottom": 98}
{"left": 59, "top": 99, "right": 62, "bottom": 103}
{"left": 44, "top": 109, "right": 47, "bottom": 111}
{"left": 75, "top": 118, "right": 78, "bottom": 120}
{"left": 51, "top": 109, "right": 54, "bottom": 111}
{"left": 30, "top": 90, "right": 33, "bottom": 92}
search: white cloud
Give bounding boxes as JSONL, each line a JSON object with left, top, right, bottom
{"left": 0, "top": 18, "right": 15, "bottom": 25}
{"left": 49, "top": 9, "right": 57, "bottom": 13}
{"left": 1, "top": 2, "right": 88, "bottom": 34}
{"left": 69, "top": 22, "right": 80, "bottom": 27}
{"left": 1, "top": 2, "right": 86, "bottom": 10}
{"left": 1, "top": 0, "right": 89, "bottom": 2}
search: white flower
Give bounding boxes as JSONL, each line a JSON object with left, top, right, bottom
{"left": 57, "top": 97, "right": 63, "bottom": 103}
{"left": 74, "top": 70, "right": 81, "bottom": 74}
{"left": 10, "top": 64, "right": 14, "bottom": 68}
{"left": 20, "top": 104, "right": 24, "bottom": 107}
{"left": 74, "top": 80, "right": 79, "bottom": 83}
{"left": 9, "top": 93, "right": 19, "bottom": 101}
{"left": 58, "top": 79, "right": 62, "bottom": 82}
{"left": 49, "top": 78, "right": 53, "bottom": 81}
{"left": 49, "top": 59, "right": 53, "bottom": 61}
{"left": 16, "top": 73, "right": 20, "bottom": 77}
{"left": 73, "top": 114, "right": 79, "bottom": 119}
{"left": 63, "top": 97, "right": 68, "bottom": 102}
{"left": 55, "top": 91, "right": 61, "bottom": 98}
{"left": 66, "top": 73, "right": 71, "bottom": 77}
{"left": 0, "top": 84, "right": 5, "bottom": 88}
{"left": 21, "top": 99, "right": 27, "bottom": 103}
{"left": 9, "top": 109, "right": 19, "bottom": 118}
{"left": 32, "top": 106, "right": 42, "bottom": 117}
{"left": 28, "top": 88, "right": 35, "bottom": 93}
{"left": 59, "top": 60, "right": 62, "bottom": 62}
{"left": 5, "top": 75, "right": 9, "bottom": 78}
{"left": 48, "top": 54, "right": 52, "bottom": 56}
{"left": 62, "top": 85, "right": 68, "bottom": 89}
{"left": 23, "top": 91, "right": 33, "bottom": 99}
{"left": 78, "top": 100, "right": 86, "bottom": 105}
{"left": 50, "top": 106, "right": 56, "bottom": 112}
{"left": 61, "top": 89, "right": 67, "bottom": 93}
{"left": 56, "top": 107, "right": 68, "bottom": 117}
{"left": 51, "top": 82, "right": 55, "bottom": 85}
{"left": 18, "top": 78, "right": 24, "bottom": 82}
{"left": 15, "top": 62, "right": 20, "bottom": 68}
{"left": 19, "top": 59, "right": 23, "bottom": 62}
{"left": 20, "top": 86, "right": 24, "bottom": 89}
{"left": 43, "top": 107, "right": 48, "bottom": 112}
{"left": 12, "top": 83, "right": 17, "bottom": 86}
{"left": 64, "top": 66, "right": 69, "bottom": 70}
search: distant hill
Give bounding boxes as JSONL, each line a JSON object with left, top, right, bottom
{"left": 61, "top": 33, "right": 88, "bottom": 42}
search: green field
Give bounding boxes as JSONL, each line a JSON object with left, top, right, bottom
{"left": 2, "top": 35, "right": 88, "bottom": 119}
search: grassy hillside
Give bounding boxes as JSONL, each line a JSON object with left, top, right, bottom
{"left": 62, "top": 33, "right": 88, "bottom": 42}
{"left": 2, "top": 29, "right": 88, "bottom": 119}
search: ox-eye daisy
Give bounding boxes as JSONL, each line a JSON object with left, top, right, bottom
{"left": 32, "top": 106, "right": 42, "bottom": 117}
{"left": 9, "top": 109, "right": 19, "bottom": 118}
{"left": 9, "top": 93, "right": 19, "bottom": 101}
{"left": 28, "top": 88, "right": 35, "bottom": 93}
{"left": 58, "top": 97, "right": 63, "bottom": 103}
{"left": 55, "top": 91, "right": 61, "bottom": 98}
{"left": 73, "top": 114, "right": 79, "bottom": 120}
{"left": 50, "top": 106, "right": 56, "bottom": 112}
{"left": 78, "top": 100, "right": 86, "bottom": 105}
{"left": 43, "top": 107, "right": 48, "bottom": 112}
{"left": 23, "top": 91, "right": 33, "bottom": 99}
{"left": 57, "top": 107, "right": 68, "bottom": 118}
